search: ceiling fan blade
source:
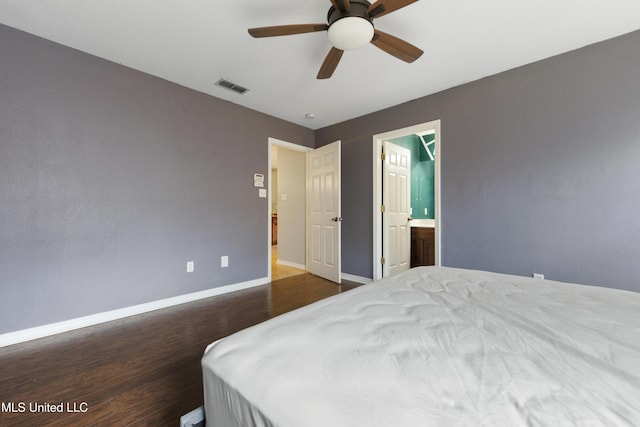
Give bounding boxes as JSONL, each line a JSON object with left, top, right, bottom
{"left": 368, "top": 0, "right": 418, "bottom": 18}
{"left": 330, "top": 0, "right": 351, "bottom": 12}
{"left": 248, "top": 23, "right": 328, "bottom": 38}
{"left": 317, "top": 47, "right": 344, "bottom": 79}
{"left": 371, "top": 29, "right": 423, "bottom": 63}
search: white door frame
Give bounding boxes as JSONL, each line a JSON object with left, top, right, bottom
{"left": 267, "top": 137, "right": 313, "bottom": 281}
{"left": 372, "top": 120, "right": 442, "bottom": 280}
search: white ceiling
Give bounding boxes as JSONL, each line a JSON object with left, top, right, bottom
{"left": 1, "top": 0, "right": 639, "bottom": 129}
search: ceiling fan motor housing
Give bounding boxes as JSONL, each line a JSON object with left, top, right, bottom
{"left": 327, "top": 0, "right": 374, "bottom": 26}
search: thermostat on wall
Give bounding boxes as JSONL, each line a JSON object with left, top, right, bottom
{"left": 254, "top": 173, "right": 264, "bottom": 188}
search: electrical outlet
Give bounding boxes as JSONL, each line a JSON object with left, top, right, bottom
{"left": 533, "top": 273, "right": 544, "bottom": 280}
{"left": 186, "top": 261, "right": 194, "bottom": 273}
{"left": 221, "top": 256, "right": 229, "bottom": 268}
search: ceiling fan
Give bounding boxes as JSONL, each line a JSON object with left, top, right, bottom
{"left": 248, "top": 0, "right": 423, "bottom": 79}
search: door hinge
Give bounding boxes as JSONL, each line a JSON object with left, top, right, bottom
{"left": 380, "top": 152, "right": 386, "bottom": 161}
{"left": 380, "top": 205, "right": 385, "bottom": 213}
{"left": 381, "top": 257, "right": 386, "bottom": 265}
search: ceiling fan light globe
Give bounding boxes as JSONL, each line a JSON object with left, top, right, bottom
{"left": 327, "top": 17, "right": 374, "bottom": 50}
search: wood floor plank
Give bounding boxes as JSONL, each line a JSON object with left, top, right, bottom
{"left": 0, "top": 274, "right": 361, "bottom": 426}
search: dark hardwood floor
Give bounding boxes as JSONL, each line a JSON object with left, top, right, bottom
{"left": 0, "top": 273, "right": 361, "bottom": 426}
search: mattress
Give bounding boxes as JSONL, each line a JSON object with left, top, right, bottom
{"left": 201, "top": 266, "right": 640, "bottom": 426}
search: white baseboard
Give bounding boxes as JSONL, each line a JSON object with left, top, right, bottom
{"left": 341, "top": 273, "right": 373, "bottom": 284}
{"left": 0, "top": 277, "right": 269, "bottom": 348}
{"left": 276, "top": 259, "right": 306, "bottom": 270}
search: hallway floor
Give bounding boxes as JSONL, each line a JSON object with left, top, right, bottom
{"left": 271, "top": 245, "right": 306, "bottom": 281}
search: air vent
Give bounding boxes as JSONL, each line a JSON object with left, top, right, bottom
{"left": 215, "top": 78, "right": 249, "bottom": 94}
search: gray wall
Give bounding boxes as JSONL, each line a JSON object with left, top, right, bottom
{"left": 276, "top": 147, "right": 306, "bottom": 266}
{"left": 0, "top": 24, "right": 313, "bottom": 334}
{"left": 317, "top": 30, "right": 640, "bottom": 293}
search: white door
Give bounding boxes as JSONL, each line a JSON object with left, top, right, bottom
{"left": 307, "top": 141, "right": 341, "bottom": 283}
{"left": 383, "top": 141, "right": 411, "bottom": 277}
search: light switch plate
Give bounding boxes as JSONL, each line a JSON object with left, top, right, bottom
{"left": 259, "top": 188, "right": 267, "bottom": 198}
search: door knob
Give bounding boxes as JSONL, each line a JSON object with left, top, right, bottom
{"left": 331, "top": 217, "right": 343, "bottom": 222}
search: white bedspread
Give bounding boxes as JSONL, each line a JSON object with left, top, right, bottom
{"left": 202, "top": 267, "right": 640, "bottom": 426}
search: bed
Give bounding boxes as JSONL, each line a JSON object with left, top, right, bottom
{"left": 201, "top": 266, "right": 640, "bottom": 426}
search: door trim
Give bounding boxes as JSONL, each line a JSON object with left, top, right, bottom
{"left": 267, "top": 137, "right": 313, "bottom": 281}
{"left": 372, "top": 120, "right": 442, "bottom": 280}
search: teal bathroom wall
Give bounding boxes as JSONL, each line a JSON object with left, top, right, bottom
{"left": 388, "top": 134, "right": 435, "bottom": 219}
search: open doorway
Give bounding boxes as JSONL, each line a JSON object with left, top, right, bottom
{"left": 372, "top": 120, "right": 442, "bottom": 281}
{"left": 268, "top": 138, "right": 312, "bottom": 281}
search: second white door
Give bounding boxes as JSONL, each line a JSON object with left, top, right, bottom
{"left": 383, "top": 141, "right": 411, "bottom": 277}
